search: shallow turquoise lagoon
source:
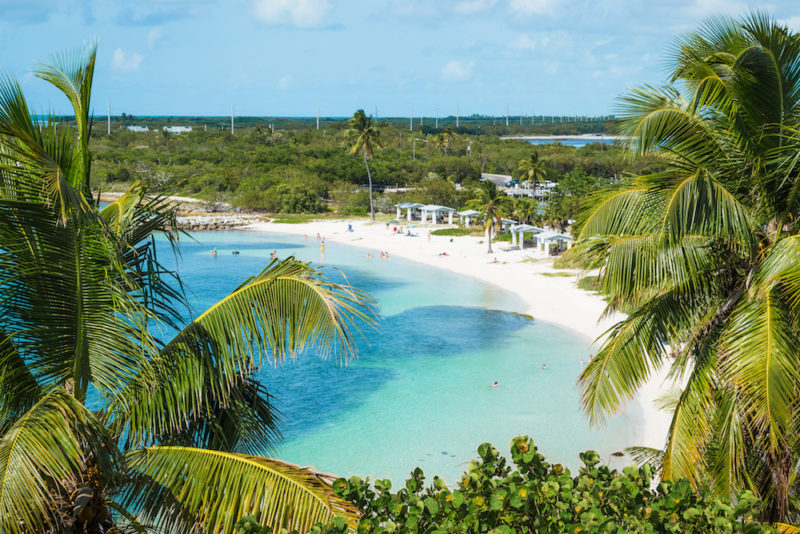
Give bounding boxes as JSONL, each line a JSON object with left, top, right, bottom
{"left": 165, "top": 230, "right": 634, "bottom": 484}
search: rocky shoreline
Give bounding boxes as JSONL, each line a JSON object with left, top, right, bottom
{"left": 177, "top": 214, "right": 264, "bottom": 231}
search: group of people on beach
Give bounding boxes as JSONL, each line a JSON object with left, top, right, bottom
{"left": 366, "top": 251, "right": 390, "bottom": 260}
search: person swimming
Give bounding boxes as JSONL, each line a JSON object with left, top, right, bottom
{"left": 210, "top": 249, "right": 218, "bottom": 257}
{"left": 270, "top": 250, "right": 276, "bottom": 259}
{"left": 541, "top": 363, "right": 548, "bottom": 371}
{"left": 231, "top": 250, "right": 240, "bottom": 255}
{"left": 492, "top": 381, "right": 500, "bottom": 389}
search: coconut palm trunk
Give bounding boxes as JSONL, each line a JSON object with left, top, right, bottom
{"left": 363, "top": 150, "right": 374, "bottom": 220}
{"left": 487, "top": 224, "right": 493, "bottom": 254}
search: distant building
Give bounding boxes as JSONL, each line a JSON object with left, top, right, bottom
{"left": 126, "top": 125, "right": 149, "bottom": 132}
{"left": 163, "top": 126, "right": 193, "bottom": 134}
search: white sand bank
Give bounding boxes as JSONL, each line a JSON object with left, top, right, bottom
{"left": 243, "top": 218, "right": 672, "bottom": 454}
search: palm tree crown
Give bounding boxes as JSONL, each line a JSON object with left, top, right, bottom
{"left": 468, "top": 181, "right": 509, "bottom": 254}
{"left": 348, "top": 109, "right": 383, "bottom": 221}
{"left": 575, "top": 12, "right": 800, "bottom": 522}
{"left": 0, "top": 45, "right": 375, "bottom": 533}
{"left": 517, "top": 151, "right": 546, "bottom": 193}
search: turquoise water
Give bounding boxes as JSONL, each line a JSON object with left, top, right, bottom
{"left": 164, "top": 231, "right": 633, "bottom": 483}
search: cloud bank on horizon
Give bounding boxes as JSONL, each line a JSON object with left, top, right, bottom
{"left": 0, "top": 0, "right": 796, "bottom": 117}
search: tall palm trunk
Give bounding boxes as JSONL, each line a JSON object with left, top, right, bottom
{"left": 487, "top": 224, "right": 493, "bottom": 254}
{"left": 363, "top": 151, "right": 374, "bottom": 221}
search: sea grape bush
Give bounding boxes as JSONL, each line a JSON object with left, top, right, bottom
{"left": 239, "top": 436, "right": 774, "bottom": 534}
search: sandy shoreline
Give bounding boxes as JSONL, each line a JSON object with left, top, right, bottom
{"left": 242, "top": 218, "right": 672, "bottom": 456}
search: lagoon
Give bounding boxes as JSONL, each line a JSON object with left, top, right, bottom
{"left": 164, "top": 231, "right": 633, "bottom": 483}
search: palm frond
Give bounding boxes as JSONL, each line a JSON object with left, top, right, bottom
{"left": 108, "top": 257, "right": 376, "bottom": 450}
{"left": 718, "top": 287, "right": 798, "bottom": 452}
{"left": 0, "top": 389, "right": 120, "bottom": 533}
{"left": 123, "top": 446, "right": 360, "bottom": 534}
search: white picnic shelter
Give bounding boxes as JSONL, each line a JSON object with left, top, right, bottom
{"left": 420, "top": 205, "right": 457, "bottom": 224}
{"left": 395, "top": 202, "right": 425, "bottom": 221}
{"left": 458, "top": 209, "right": 481, "bottom": 226}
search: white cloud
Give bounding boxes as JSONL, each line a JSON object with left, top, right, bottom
{"left": 453, "top": 0, "right": 498, "bottom": 14}
{"left": 441, "top": 60, "right": 475, "bottom": 82}
{"left": 112, "top": 48, "right": 143, "bottom": 72}
{"left": 508, "top": 0, "right": 560, "bottom": 16}
{"left": 780, "top": 16, "right": 800, "bottom": 32}
{"left": 508, "top": 34, "right": 538, "bottom": 51}
{"left": 252, "top": 0, "right": 331, "bottom": 27}
{"left": 276, "top": 75, "right": 293, "bottom": 90}
{"left": 147, "top": 26, "right": 163, "bottom": 50}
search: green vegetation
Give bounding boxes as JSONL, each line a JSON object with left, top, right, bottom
{"left": 84, "top": 110, "right": 654, "bottom": 226}
{"left": 576, "top": 12, "right": 800, "bottom": 523}
{"left": 348, "top": 109, "right": 383, "bottom": 220}
{"left": 242, "top": 436, "right": 774, "bottom": 533}
{"left": 467, "top": 181, "right": 510, "bottom": 253}
{"left": 431, "top": 227, "right": 481, "bottom": 236}
{"left": 0, "top": 45, "right": 373, "bottom": 533}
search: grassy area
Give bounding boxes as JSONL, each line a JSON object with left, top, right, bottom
{"left": 540, "top": 271, "right": 574, "bottom": 277}
{"left": 431, "top": 227, "right": 485, "bottom": 236}
{"left": 553, "top": 246, "right": 589, "bottom": 269}
{"left": 270, "top": 213, "right": 352, "bottom": 224}
{"left": 576, "top": 275, "right": 601, "bottom": 291}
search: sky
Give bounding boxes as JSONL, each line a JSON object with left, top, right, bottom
{"left": 0, "top": 0, "right": 798, "bottom": 118}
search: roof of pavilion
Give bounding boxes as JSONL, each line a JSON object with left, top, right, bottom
{"left": 537, "top": 230, "right": 574, "bottom": 242}
{"left": 420, "top": 204, "right": 457, "bottom": 212}
{"left": 396, "top": 202, "right": 425, "bottom": 208}
{"left": 510, "top": 224, "right": 544, "bottom": 233}
{"left": 458, "top": 209, "right": 481, "bottom": 216}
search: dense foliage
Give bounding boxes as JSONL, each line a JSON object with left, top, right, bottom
{"left": 239, "top": 436, "right": 774, "bottom": 533}
{"left": 575, "top": 12, "right": 800, "bottom": 523}
{"left": 87, "top": 118, "right": 655, "bottom": 223}
{"left": 0, "top": 45, "right": 373, "bottom": 533}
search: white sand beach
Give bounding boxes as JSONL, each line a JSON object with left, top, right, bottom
{"left": 244, "top": 218, "right": 672, "bottom": 454}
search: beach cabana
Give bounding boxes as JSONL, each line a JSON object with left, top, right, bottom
{"left": 500, "top": 219, "right": 518, "bottom": 233}
{"left": 420, "top": 205, "right": 457, "bottom": 224}
{"left": 458, "top": 209, "right": 481, "bottom": 226}
{"left": 510, "top": 224, "right": 544, "bottom": 249}
{"left": 395, "top": 202, "right": 425, "bottom": 221}
{"left": 536, "top": 230, "right": 574, "bottom": 254}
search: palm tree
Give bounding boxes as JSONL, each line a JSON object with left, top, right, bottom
{"left": 348, "top": 110, "right": 383, "bottom": 221}
{"left": 468, "top": 181, "right": 508, "bottom": 254}
{"left": 517, "top": 152, "right": 546, "bottom": 195}
{"left": 0, "top": 44, "right": 375, "bottom": 533}
{"left": 575, "top": 13, "right": 800, "bottom": 523}
{"left": 443, "top": 126, "right": 458, "bottom": 155}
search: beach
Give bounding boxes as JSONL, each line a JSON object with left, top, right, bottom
{"left": 243, "top": 218, "right": 672, "bottom": 454}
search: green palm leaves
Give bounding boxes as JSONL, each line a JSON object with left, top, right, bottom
{"left": 468, "top": 181, "right": 509, "bottom": 254}
{"left": 576, "top": 12, "right": 800, "bottom": 522}
{"left": 125, "top": 447, "right": 360, "bottom": 534}
{"left": 0, "top": 46, "right": 376, "bottom": 533}
{"left": 517, "top": 152, "right": 546, "bottom": 191}
{"left": 348, "top": 109, "right": 383, "bottom": 220}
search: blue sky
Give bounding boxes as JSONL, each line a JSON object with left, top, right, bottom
{"left": 0, "top": 0, "right": 797, "bottom": 117}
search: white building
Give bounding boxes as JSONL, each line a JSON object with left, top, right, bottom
{"left": 126, "top": 125, "right": 149, "bottom": 132}
{"left": 163, "top": 126, "right": 193, "bottom": 134}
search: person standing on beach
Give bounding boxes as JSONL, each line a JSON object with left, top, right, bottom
{"left": 427, "top": 230, "right": 431, "bottom": 243}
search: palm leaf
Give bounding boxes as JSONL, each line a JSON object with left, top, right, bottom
{"left": 108, "top": 257, "right": 376, "bottom": 450}
{"left": 123, "top": 446, "right": 360, "bottom": 534}
{"left": 718, "top": 287, "right": 798, "bottom": 452}
{"left": 0, "top": 389, "right": 120, "bottom": 533}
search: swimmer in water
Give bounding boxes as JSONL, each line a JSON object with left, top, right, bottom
{"left": 541, "top": 363, "right": 547, "bottom": 371}
{"left": 367, "top": 253, "right": 373, "bottom": 259}
{"left": 492, "top": 381, "right": 500, "bottom": 389}
{"left": 210, "top": 249, "right": 218, "bottom": 257}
